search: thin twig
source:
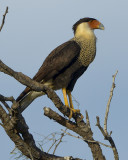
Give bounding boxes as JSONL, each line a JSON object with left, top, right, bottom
{"left": 72, "top": 95, "right": 80, "bottom": 109}
{"left": 47, "top": 139, "right": 57, "bottom": 153}
{"left": 104, "top": 70, "right": 118, "bottom": 135}
{"left": 96, "top": 71, "right": 119, "bottom": 160}
{"left": 38, "top": 132, "right": 60, "bottom": 146}
{"left": 10, "top": 147, "right": 17, "bottom": 154}
{"left": 44, "top": 107, "right": 106, "bottom": 159}
{"left": 53, "top": 139, "right": 62, "bottom": 155}
{"left": 96, "top": 116, "right": 105, "bottom": 137}
{"left": 53, "top": 128, "right": 67, "bottom": 154}
{"left": 96, "top": 116, "right": 119, "bottom": 160}
{"left": 62, "top": 129, "right": 112, "bottom": 148}
{"left": 37, "top": 131, "right": 66, "bottom": 154}
{"left": 0, "top": 6, "right": 8, "bottom": 32}
{"left": 1, "top": 59, "right": 105, "bottom": 159}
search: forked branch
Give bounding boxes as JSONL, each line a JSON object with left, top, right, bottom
{"left": 0, "top": 59, "right": 106, "bottom": 159}
{"left": 96, "top": 71, "right": 119, "bottom": 160}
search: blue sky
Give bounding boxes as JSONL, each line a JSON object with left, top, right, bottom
{"left": 0, "top": 0, "right": 128, "bottom": 159}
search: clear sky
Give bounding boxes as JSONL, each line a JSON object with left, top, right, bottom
{"left": 0, "top": 0, "right": 128, "bottom": 159}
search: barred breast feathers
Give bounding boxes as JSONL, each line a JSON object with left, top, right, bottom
{"left": 72, "top": 36, "right": 96, "bottom": 66}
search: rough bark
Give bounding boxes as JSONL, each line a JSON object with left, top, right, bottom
{"left": 0, "top": 7, "right": 118, "bottom": 159}
{"left": 0, "top": 60, "right": 106, "bottom": 160}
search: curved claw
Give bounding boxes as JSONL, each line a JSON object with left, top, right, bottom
{"left": 62, "top": 88, "right": 83, "bottom": 119}
{"left": 69, "top": 109, "right": 80, "bottom": 119}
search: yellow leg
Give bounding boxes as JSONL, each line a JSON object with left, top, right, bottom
{"left": 67, "top": 91, "right": 83, "bottom": 119}
{"left": 62, "top": 88, "right": 81, "bottom": 119}
{"left": 62, "top": 88, "right": 69, "bottom": 107}
{"left": 62, "top": 88, "right": 73, "bottom": 119}
{"left": 67, "top": 91, "right": 74, "bottom": 109}
{"left": 67, "top": 91, "right": 80, "bottom": 114}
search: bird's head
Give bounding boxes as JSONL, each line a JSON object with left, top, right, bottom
{"left": 73, "top": 17, "right": 104, "bottom": 38}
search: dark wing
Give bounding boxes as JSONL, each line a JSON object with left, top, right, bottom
{"left": 16, "top": 40, "right": 81, "bottom": 102}
{"left": 67, "top": 66, "right": 88, "bottom": 91}
{"left": 33, "top": 40, "right": 81, "bottom": 82}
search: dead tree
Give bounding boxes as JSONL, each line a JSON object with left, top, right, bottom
{"left": 0, "top": 7, "right": 119, "bottom": 160}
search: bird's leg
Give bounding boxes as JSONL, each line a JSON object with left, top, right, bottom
{"left": 62, "top": 88, "right": 69, "bottom": 107}
{"left": 67, "top": 91, "right": 73, "bottom": 109}
{"left": 62, "top": 88, "right": 72, "bottom": 119}
{"left": 62, "top": 88, "right": 81, "bottom": 119}
{"left": 67, "top": 90, "right": 80, "bottom": 119}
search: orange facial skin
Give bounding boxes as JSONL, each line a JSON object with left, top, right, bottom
{"left": 88, "top": 20, "right": 104, "bottom": 30}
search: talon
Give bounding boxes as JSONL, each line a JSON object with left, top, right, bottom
{"left": 65, "top": 105, "right": 73, "bottom": 119}
{"left": 69, "top": 108, "right": 80, "bottom": 119}
{"left": 72, "top": 109, "right": 80, "bottom": 113}
{"left": 62, "top": 88, "right": 81, "bottom": 119}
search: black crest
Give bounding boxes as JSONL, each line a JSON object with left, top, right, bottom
{"left": 72, "top": 17, "right": 96, "bottom": 34}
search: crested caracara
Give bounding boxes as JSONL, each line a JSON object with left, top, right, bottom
{"left": 17, "top": 17, "right": 104, "bottom": 118}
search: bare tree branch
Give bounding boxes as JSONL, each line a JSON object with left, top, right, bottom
{"left": 44, "top": 107, "right": 106, "bottom": 160}
{"left": 44, "top": 129, "right": 67, "bottom": 154}
{"left": 0, "top": 5, "right": 119, "bottom": 159}
{"left": 53, "top": 129, "right": 67, "bottom": 155}
{"left": 0, "top": 7, "right": 8, "bottom": 32}
{"left": 62, "top": 129, "right": 112, "bottom": 148}
{"left": 47, "top": 139, "right": 57, "bottom": 153}
{"left": 0, "top": 103, "right": 80, "bottom": 160}
{"left": 85, "top": 110, "right": 90, "bottom": 126}
{"left": 96, "top": 117, "right": 119, "bottom": 160}
{"left": 1, "top": 101, "right": 10, "bottom": 112}
{"left": 96, "top": 71, "right": 119, "bottom": 160}
{"left": 104, "top": 70, "right": 118, "bottom": 135}
{"left": 0, "top": 59, "right": 118, "bottom": 159}
{"left": 0, "top": 94, "right": 15, "bottom": 112}
{"left": 0, "top": 94, "right": 14, "bottom": 102}
{"left": 0, "top": 59, "right": 83, "bottom": 120}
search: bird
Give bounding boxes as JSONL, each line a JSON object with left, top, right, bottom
{"left": 16, "top": 17, "right": 104, "bottom": 118}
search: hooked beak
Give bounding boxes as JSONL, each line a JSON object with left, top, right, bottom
{"left": 99, "top": 23, "right": 105, "bottom": 30}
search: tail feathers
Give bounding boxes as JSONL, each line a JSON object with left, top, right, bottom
{"left": 18, "top": 91, "right": 45, "bottom": 112}
{"left": 16, "top": 87, "right": 31, "bottom": 102}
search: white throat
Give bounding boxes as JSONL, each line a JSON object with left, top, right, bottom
{"left": 75, "top": 22, "right": 95, "bottom": 39}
